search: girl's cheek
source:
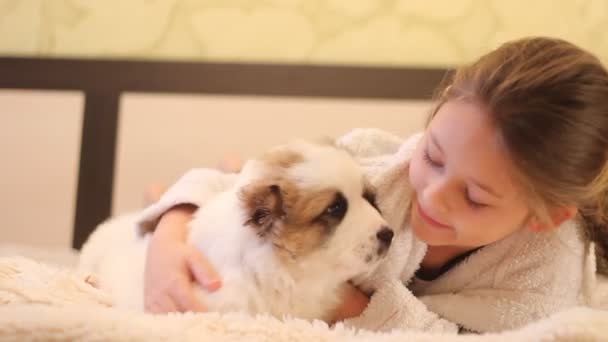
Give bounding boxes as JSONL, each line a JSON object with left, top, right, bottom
{"left": 409, "top": 154, "right": 425, "bottom": 191}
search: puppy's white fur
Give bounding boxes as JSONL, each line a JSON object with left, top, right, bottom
{"left": 80, "top": 141, "right": 392, "bottom": 321}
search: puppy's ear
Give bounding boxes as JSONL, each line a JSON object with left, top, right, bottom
{"left": 241, "top": 183, "right": 286, "bottom": 237}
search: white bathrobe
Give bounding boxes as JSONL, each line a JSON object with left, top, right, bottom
{"left": 137, "top": 129, "right": 598, "bottom": 334}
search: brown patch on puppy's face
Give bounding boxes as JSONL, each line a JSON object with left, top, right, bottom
{"left": 241, "top": 183, "right": 286, "bottom": 238}
{"left": 240, "top": 178, "right": 349, "bottom": 262}
{"left": 275, "top": 188, "right": 348, "bottom": 261}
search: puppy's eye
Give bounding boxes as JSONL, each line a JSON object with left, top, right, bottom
{"left": 363, "top": 189, "right": 380, "bottom": 212}
{"left": 252, "top": 208, "right": 270, "bottom": 225}
{"left": 325, "top": 193, "right": 348, "bottom": 219}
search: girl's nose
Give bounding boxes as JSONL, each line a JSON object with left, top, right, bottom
{"left": 422, "top": 177, "right": 451, "bottom": 215}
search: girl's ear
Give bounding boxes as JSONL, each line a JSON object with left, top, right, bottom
{"left": 527, "top": 206, "right": 578, "bottom": 232}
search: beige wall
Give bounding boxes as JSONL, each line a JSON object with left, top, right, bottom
{"left": 114, "top": 94, "right": 430, "bottom": 214}
{"left": 3, "top": 1, "right": 607, "bottom": 248}
{"left": 0, "top": 1, "right": 607, "bottom": 66}
{"left": 0, "top": 90, "right": 83, "bottom": 248}
{"left": 1, "top": 90, "right": 430, "bottom": 248}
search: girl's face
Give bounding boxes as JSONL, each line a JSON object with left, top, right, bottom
{"left": 409, "top": 100, "right": 531, "bottom": 248}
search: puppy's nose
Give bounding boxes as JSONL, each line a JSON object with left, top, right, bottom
{"left": 376, "top": 227, "right": 394, "bottom": 246}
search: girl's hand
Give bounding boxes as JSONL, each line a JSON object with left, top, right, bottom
{"left": 218, "top": 152, "right": 244, "bottom": 173}
{"left": 142, "top": 152, "right": 241, "bottom": 313}
{"left": 143, "top": 205, "right": 222, "bottom": 313}
{"left": 331, "top": 283, "right": 370, "bottom": 322}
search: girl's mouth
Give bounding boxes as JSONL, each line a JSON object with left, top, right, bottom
{"left": 416, "top": 201, "right": 453, "bottom": 230}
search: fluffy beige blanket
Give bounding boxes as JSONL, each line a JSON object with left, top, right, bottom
{"left": 1, "top": 256, "right": 607, "bottom": 341}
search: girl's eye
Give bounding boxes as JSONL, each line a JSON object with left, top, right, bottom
{"left": 423, "top": 149, "right": 443, "bottom": 168}
{"left": 465, "top": 190, "right": 487, "bottom": 209}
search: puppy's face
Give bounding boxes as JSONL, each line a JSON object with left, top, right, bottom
{"left": 239, "top": 141, "right": 393, "bottom": 279}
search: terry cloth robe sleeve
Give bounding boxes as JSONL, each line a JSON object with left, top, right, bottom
{"left": 336, "top": 129, "right": 459, "bottom": 333}
{"left": 132, "top": 128, "right": 594, "bottom": 334}
{"left": 136, "top": 169, "right": 238, "bottom": 235}
{"left": 413, "top": 220, "right": 592, "bottom": 333}
{"left": 337, "top": 129, "right": 594, "bottom": 334}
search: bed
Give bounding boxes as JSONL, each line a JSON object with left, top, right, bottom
{"left": 0, "top": 56, "right": 606, "bottom": 341}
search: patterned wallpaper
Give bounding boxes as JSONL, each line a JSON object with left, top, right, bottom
{"left": 0, "top": 0, "right": 607, "bottom": 67}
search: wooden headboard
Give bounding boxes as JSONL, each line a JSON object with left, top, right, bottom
{"left": 0, "top": 57, "right": 448, "bottom": 249}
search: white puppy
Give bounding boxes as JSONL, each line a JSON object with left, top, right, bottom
{"left": 79, "top": 140, "right": 393, "bottom": 322}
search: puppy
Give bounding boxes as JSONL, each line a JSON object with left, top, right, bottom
{"left": 79, "top": 140, "right": 393, "bottom": 321}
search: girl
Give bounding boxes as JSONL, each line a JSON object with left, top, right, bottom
{"left": 136, "top": 37, "right": 608, "bottom": 333}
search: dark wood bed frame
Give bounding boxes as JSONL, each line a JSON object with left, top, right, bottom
{"left": 0, "top": 57, "right": 449, "bottom": 249}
